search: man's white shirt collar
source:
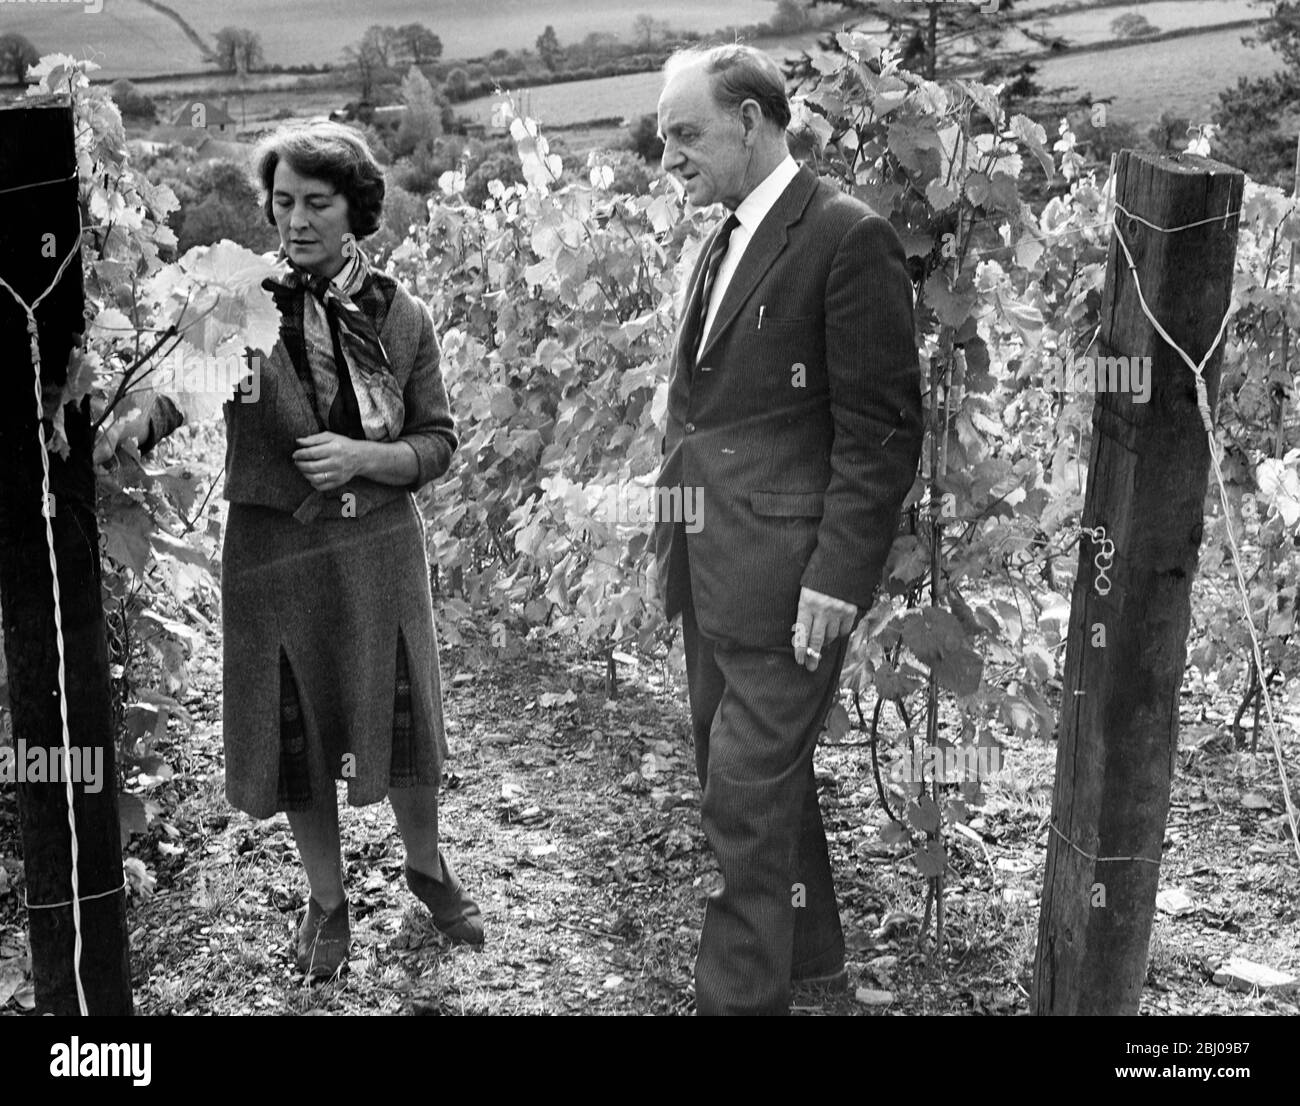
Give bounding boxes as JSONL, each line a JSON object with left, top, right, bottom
{"left": 695, "top": 155, "right": 801, "bottom": 354}
{"left": 733, "top": 155, "right": 800, "bottom": 233}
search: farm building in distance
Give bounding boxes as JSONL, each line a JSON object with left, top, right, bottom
{"left": 167, "top": 99, "right": 237, "bottom": 134}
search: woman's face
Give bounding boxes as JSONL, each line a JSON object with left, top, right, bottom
{"left": 271, "top": 160, "right": 353, "bottom": 279}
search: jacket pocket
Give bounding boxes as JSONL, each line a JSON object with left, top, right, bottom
{"left": 750, "top": 311, "right": 818, "bottom": 329}
{"left": 750, "top": 490, "right": 825, "bottom": 517}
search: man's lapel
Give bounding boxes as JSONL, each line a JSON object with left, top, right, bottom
{"left": 695, "top": 166, "right": 819, "bottom": 366}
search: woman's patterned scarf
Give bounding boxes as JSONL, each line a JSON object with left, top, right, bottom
{"left": 262, "top": 243, "right": 406, "bottom": 441}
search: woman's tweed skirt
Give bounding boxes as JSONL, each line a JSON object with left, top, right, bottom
{"left": 221, "top": 494, "right": 448, "bottom": 818}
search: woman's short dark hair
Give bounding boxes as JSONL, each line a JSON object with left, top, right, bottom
{"left": 665, "top": 44, "right": 791, "bottom": 130}
{"left": 254, "top": 120, "right": 386, "bottom": 238}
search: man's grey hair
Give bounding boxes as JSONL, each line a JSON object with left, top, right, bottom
{"left": 664, "top": 44, "right": 792, "bottom": 130}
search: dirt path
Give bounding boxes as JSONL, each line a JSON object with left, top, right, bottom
{"left": 3, "top": 585, "right": 1298, "bottom": 1015}
{"left": 70, "top": 623, "right": 1293, "bottom": 1017}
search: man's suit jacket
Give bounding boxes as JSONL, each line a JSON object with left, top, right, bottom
{"left": 654, "top": 165, "right": 923, "bottom": 648}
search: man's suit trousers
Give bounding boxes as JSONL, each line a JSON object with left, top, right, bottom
{"left": 682, "top": 590, "right": 847, "bottom": 1016}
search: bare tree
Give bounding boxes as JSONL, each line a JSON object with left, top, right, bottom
{"left": 212, "top": 27, "right": 265, "bottom": 75}
{"left": 394, "top": 23, "right": 443, "bottom": 67}
{"left": 343, "top": 44, "right": 381, "bottom": 101}
{"left": 361, "top": 25, "right": 397, "bottom": 71}
{"left": 343, "top": 26, "right": 398, "bottom": 101}
{"left": 632, "top": 14, "right": 670, "bottom": 49}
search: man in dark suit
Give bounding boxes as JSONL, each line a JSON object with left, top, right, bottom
{"left": 653, "top": 45, "right": 923, "bottom": 1015}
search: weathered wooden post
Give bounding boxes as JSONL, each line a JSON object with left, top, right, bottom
{"left": 1033, "top": 150, "right": 1243, "bottom": 1016}
{"left": 0, "top": 103, "right": 133, "bottom": 1014}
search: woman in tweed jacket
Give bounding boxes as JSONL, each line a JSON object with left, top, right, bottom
{"left": 222, "top": 121, "right": 482, "bottom": 979}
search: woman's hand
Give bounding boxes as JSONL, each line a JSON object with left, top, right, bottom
{"left": 293, "top": 432, "right": 363, "bottom": 492}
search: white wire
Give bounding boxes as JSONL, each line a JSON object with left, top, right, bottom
{"left": 1110, "top": 212, "right": 1300, "bottom": 864}
{"left": 0, "top": 207, "right": 90, "bottom": 1015}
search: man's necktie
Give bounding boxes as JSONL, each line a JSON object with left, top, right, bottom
{"left": 684, "top": 212, "right": 739, "bottom": 367}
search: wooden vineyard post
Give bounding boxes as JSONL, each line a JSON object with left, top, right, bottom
{"left": 1032, "top": 151, "right": 1244, "bottom": 1015}
{"left": 0, "top": 104, "right": 133, "bottom": 1014}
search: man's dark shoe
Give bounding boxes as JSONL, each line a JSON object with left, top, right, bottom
{"left": 791, "top": 965, "right": 849, "bottom": 997}
{"left": 296, "top": 896, "right": 350, "bottom": 981}
{"left": 404, "top": 854, "right": 484, "bottom": 946}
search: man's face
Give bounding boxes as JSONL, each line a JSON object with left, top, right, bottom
{"left": 658, "top": 64, "right": 751, "bottom": 210}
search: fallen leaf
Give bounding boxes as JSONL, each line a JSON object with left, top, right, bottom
{"left": 0, "top": 965, "right": 22, "bottom": 1007}
{"left": 1212, "top": 957, "right": 1298, "bottom": 994}
{"left": 1156, "top": 888, "right": 1196, "bottom": 916}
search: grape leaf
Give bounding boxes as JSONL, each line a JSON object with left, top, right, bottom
{"left": 880, "top": 819, "right": 910, "bottom": 846}
{"left": 912, "top": 840, "right": 946, "bottom": 878}
{"left": 907, "top": 795, "right": 942, "bottom": 834}
{"left": 900, "top": 608, "right": 985, "bottom": 697}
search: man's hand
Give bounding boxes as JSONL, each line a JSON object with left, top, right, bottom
{"left": 791, "top": 587, "right": 859, "bottom": 672}
{"left": 293, "top": 432, "right": 363, "bottom": 492}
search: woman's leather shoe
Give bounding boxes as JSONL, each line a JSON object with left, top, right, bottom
{"left": 297, "top": 896, "right": 350, "bottom": 980}
{"left": 404, "top": 855, "right": 484, "bottom": 946}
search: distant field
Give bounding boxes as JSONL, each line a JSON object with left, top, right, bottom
{"left": 455, "top": 1, "right": 1273, "bottom": 130}
{"left": 1034, "top": 1, "right": 1258, "bottom": 44}
{"left": 0, "top": 0, "right": 779, "bottom": 79}
{"left": 984, "top": 0, "right": 1261, "bottom": 56}
{"left": 1032, "top": 26, "right": 1282, "bottom": 122}
{"left": 458, "top": 31, "right": 829, "bottom": 127}
{"left": 464, "top": 70, "right": 671, "bottom": 128}
{"left": 461, "top": 21, "right": 1281, "bottom": 131}
{"left": 1, "top": 0, "right": 1276, "bottom": 132}
{"left": 0, "top": 0, "right": 197, "bottom": 77}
